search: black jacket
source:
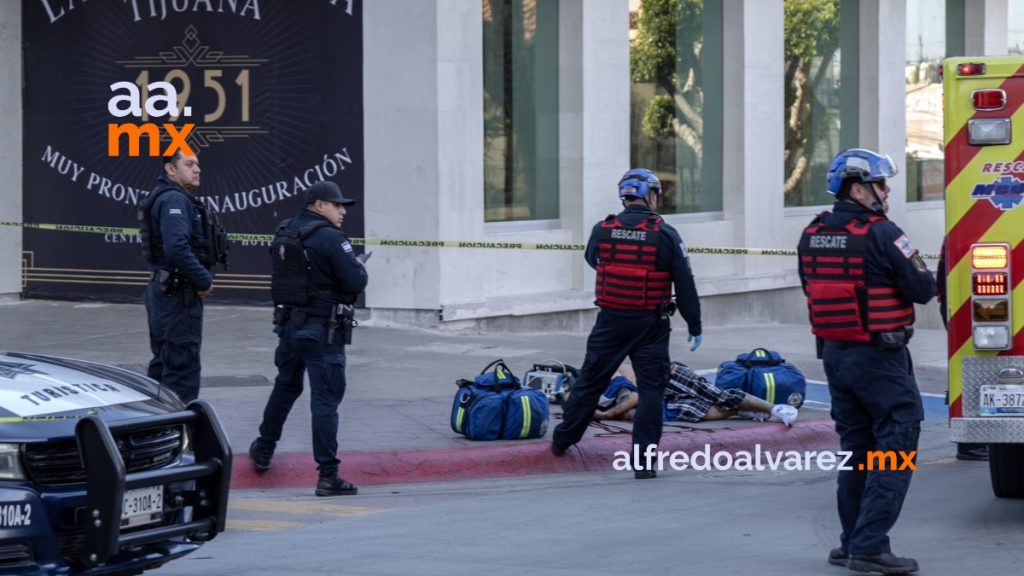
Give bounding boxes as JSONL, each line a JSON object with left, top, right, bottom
{"left": 148, "top": 175, "right": 213, "bottom": 291}
{"left": 288, "top": 208, "right": 368, "bottom": 316}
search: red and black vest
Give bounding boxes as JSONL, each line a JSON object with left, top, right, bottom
{"left": 594, "top": 214, "right": 672, "bottom": 311}
{"left": 798, "top": 212, "right": 915, "bottom": 342}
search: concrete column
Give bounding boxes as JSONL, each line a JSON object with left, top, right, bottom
{"left": 859, "top": 0, "right": 908, "bottom": 223}
{"left": 558, "top": 0, "right": 630, "bottom": 292}
{"left": 0, "top": 3, "right": 22, "bottom": 296}
{"left": 721, "top": 0, "right": 785, "bottom": 276}
{"left": 363, "top": 0, "right": 442, "bottom": 318}
{"left": 435, "top": 0, "right": 485, "bottom": 307}
{"left": 964, "top": 0, "right": 1009, "bottom": 55}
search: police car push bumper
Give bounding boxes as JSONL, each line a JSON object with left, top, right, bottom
{"left": 75, "top": 400, "right": 231, "bottom": 568}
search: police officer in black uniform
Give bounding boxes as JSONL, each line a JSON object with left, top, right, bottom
{"left": 140, "top": 151, "right": 227, "bottom": 403}
{"left": 249, "top": 181, "right": 368, "bottom": 497}
{"left": 551, "top": 168, "right": 703, "bottom": 478}
{"left": 798, "top": 149, "right": 935, "bottom": 575}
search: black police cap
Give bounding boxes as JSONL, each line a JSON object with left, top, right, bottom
{"left": 305, "top": 181, "right": 356, "bottom": 206}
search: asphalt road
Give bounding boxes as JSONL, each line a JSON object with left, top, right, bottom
{"left": 152, "top": 426, "right": 1023, "bottom": 576}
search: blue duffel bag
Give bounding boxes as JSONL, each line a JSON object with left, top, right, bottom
{"left": 504, "top": 388, "right": 549, "bottom": 439}
{"left": 715, "top": 348, "right": 806, "bottom": 408}
{"left": 451, "top": 360, "right": 550, "bottom": 440}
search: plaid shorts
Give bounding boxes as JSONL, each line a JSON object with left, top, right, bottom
{"left": 664, "top": 362, "right": 746, "bottom": 423}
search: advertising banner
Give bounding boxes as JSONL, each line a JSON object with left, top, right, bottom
{"left": 21, "top": 0, "right": 363, "bottom": 303}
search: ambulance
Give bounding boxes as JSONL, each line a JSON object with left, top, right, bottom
{"left": 943, "top": 56, "right": 1024, "bottom": 498}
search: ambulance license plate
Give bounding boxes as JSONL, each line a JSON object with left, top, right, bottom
{"left": 121, "top": 485, "right": 163, "bottom": 528}
{"left": 980, "top": 385, "right": 1024, "bottom": 416}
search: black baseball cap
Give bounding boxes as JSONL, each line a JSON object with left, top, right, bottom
{"left": 305, "top": 181, "right": 356, "bottom": 206}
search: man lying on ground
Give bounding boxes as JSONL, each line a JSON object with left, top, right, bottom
{"left": 590, "top": 362, "right": 799, "bottom": 426}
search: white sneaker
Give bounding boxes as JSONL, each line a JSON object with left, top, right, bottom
{"left": 738, "top": 410, "right": 769, "bottom": 422}
{"left": 771, "top": 405, "right": 799, "bottom": 427}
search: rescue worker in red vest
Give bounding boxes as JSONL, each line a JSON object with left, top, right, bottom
{"left": 798, "top": 149, "right": 935, "bottom": 575}
{"left": 551, "top": 168, "right": 703, "bottom": 479}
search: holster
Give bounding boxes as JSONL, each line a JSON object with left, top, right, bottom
{"left": 332, "top": 304, "right": 356, "bottom": 345}
{"left": 658, "top": 300, "right": 677, "bottom": 324}
{"left": 874, "top": 326, "right": 913, "bottom": 351}
{"left": 273, "top": 305, "right": 292, "bottom": 326}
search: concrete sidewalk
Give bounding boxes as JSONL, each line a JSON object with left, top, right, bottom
{"left": 0, "top": 299, "right": 951, "bottom": 488}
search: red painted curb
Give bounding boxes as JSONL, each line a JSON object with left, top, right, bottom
{"left": 230, "top": 420, "right": 840, "bottom": 490}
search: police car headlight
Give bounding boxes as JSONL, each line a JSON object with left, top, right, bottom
{"left": 0, "top": 443, "right": 26, "bottom": 480}
{"left": 974, "top": 326, "right": 1010, "bottom": 350}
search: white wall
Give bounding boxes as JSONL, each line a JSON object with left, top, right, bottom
{"left": 0, "top": 2, "right": 21, "bottom": 296}
{"left": 965, "top": 0, "right": 1009, "bottom": 55}
{"left": 363, "top": 0, "right": 443, "bottom": 316}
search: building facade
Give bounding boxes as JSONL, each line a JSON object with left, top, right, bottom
{"left": 0, "top": 0, "right": 1015, "bottom": 328}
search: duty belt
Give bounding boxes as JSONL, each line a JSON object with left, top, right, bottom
{"left": 825, "top": 327, "right": 914, "bottom": 350}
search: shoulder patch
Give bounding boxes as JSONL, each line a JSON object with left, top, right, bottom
{"left": 341, "top": 241, "right": 353, "bottom": 253}
{"left": 893, "top": 234, "right": 916, "bottom": 259}
{"left": 168, "top": 208, "right": 182, "bottom": 215}
{"left": 679, "top": 239, "right": 689, "bottom": 258}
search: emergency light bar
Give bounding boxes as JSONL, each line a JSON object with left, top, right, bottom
{"left": 970, "top": 243, "right": 1013, "bottom": 350}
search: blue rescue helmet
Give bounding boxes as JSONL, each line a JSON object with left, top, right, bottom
{"left": 826, "top": 148, "right": 898, "bottom": 195}
{"left": 618, "top": 168, "right": 662, "bottom": 200}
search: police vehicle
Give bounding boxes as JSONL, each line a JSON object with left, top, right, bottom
{"left": 0, "top": 352, "right": 231, "bottom": 574}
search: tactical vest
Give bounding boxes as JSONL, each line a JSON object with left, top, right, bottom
{"left": 138, "top": 186, "right": 229, "bottom": 270}
{"left": 594, "top": 214, "right": 672, "bottom": 311}
{"left": 798, "top": 212, "right": 915, "bottom": 342}
{"left": 270, "top": 219, "right": 331, "bottom": 307}
{"left": 191, "top": 202, "right": 230, "bottom": 270}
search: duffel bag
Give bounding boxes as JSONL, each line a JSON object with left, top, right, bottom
{"left": 746, "top": 363, "right": 806, "bottom": 408}
{"left": 715, "top": 360, "right": 749, "bottom": 391}
{"left": 715, "top": 348, "right": 806, "bottom": 408}
{"left": 473, "top": 358, "right": 521, "bottom": 391}
{"left": 451, "top": 360, "right": 550, "bottom": 440}
{"left": 503, "top": 388, "right": 549, "bottom": 439}
{"left": 451, "top": 384, "right": 507, "bottom": 440}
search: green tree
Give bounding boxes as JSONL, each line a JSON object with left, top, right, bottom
{"left": 631, "top": 0, "right": 704, "bottom": 156}
{"left": 783, "top": 0, "right": 839, "bottom": 204}
{"left": 630, "top": 0, "right": 840, "bottom": 204}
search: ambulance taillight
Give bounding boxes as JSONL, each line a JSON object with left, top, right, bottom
{"left": 971, "top": 243, "right": 1013, "bottom": 350}
{"left": 972, "top": 89, "right": 1007, "bottom": 111}
{"left": 958, "top": 62, "right": 987, "bottom": 76}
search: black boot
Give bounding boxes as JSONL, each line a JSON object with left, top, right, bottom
{"left": 828, "top": 547, "right": 849, "bottom": 566}
{"left": 315, "top": 475, "right": 359, "bottom": 497}
{"left": 248, "top": 439, "right": 274, "bottom": 473}
{"left": 848, "top": 553, "right": 919, "bottom": 574}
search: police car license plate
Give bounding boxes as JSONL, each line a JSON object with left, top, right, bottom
{"left": 121, "top": 486, "right": 163, "bottom": 528}
{"left": 980, "top": 385, "right": 1024, "bottom": 416}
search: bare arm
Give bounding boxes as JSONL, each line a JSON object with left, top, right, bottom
{"left": 594, "top": 392, "right": 639, "bottom": 420}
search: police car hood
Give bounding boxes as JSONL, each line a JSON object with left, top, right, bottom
{"left": 0, "top": 352, "right": 185, "bottom": 441}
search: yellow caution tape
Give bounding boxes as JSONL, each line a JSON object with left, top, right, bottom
{"left": 0, "top": 221, "right": 939, "bottom": 258}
